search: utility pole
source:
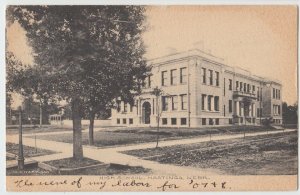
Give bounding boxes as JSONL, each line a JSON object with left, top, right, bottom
{"left": 18, "top": 106, "right": 24, "bottom": 170}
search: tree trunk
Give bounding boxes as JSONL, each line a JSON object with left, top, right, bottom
{"left": 88, "top": 112, "right": 95, "bottom": 145}
{"left": 156, "top": 119, "right": 160, "bottom": 148}
{"left": 39, "top": 99, "right": 42, "bottom": 127}
{"left": 72, "top": 97, "right": 83, "bottom": 160}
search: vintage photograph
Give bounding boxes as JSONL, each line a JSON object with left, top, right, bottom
{"left": 5, "top": 5, "right": 298, "bottom": 191}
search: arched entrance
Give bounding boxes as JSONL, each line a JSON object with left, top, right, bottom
{"left": 142, "top": 102, "right": 151, "bottom": 124}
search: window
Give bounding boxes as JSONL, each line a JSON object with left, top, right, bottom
{"left": 209, "top": 70, "right": 213, "bottom": 85}
{"left": 117, "top": 101, "right": 121, "bottom": 112}
{"left": 171, "top": 118, "right": 177, "bottom": 125}
{"left": 162, "top": 71, "right": 167, "bottom": 86}
{"left": 223, "top": 78, "right": 226, "bottom": 96}
{"left": 273, "top": 88, "right": 276, "bottom": 99}
{"left": 229, "top": 100, "right": 233, "bottom": 113}
{"left": 201, "top": 68, "right": 206, "bottom": 84}
{"left": 247, "top": 84, "right": 250, "bottom": 93}
{"left": 181, "top": 94, "right": 187, "bottom": 110}
{"left": 180, "top": 67, "right": 187, "bottom": 84}
{"left": 129, "top": 118, "right": 133, "bottom": 124}
{"left": 244, "top": 83, "right": 247, "bottom": 92}
{"left": 141, "top": 78, "right": 145, "bottom": 88}
{"left": 162, "top": 118, "right": 167, "bottom": 125}
{"left": 124, "top": 103, "right": 127, "bottom": 112}
{"left": 214, "top": 96, "right": 219, "bottom": 111}
{"left": 129, "top": 104, "right": 133, "bottom": 112}
{"left": 252, "top": 85, "right": 255, "bottom": 93}
{"left": 144, "top": 75, "right": 151, "bottom": 88}
{"left": 171, "top": 96, "right": 178, "bottom": 110}
{"left": 201, "top": 94, "right": 206, "bottom": 110}
{"left": 236, "top": 81, "right": 239, "bottom": 90}
{"left": 229, "top": 118, "right": 233, "bottom": 124}
{"left": 257, "top": 88, "right": 260, "bottom": 100}
{"left": 215, "top": 118, "right": 219, "bottom": 125}
{"left": 278, "top": 90, "right": 281, "bottom": 99}
{"left": 229, "top": 79, "right": 232, "bottom": 90}
{"left": 278, "top": 105, "right": 281, "bottom": 115}
{"left": 257, "top": 108, "right": 260, "bottom": 117}
{"left": 123, "top": 118, "right": 126, "bottom": 124}
{"left": 117, "top": 118, "right": 120, "bottom": 124}
{"left": 202, "top": 118, "right": 206, "bottom": 125}
{"left": 208, "top": 96, "right": 212, "bottom": 111}
{"left": 170, "top": 69, "right": 177, "bottom": 85}
{"left": 181, "top": 118, "right": 187, "bottom": 125}
{"left": 148, "top": 76, "right": 151, "bottom": 88}
{"left": 162, "top": 96, "right": 169, "bottom": 111}
{"left": 215, "top": 71, "right": 219, "bottom": 86}
{"left": 153, "top": 99, "right": 155, "bottom": 114}
{"left": 136, "top": 100, "right": 139, "bottom": 114}
{"left": 209, "top": 118, "right": 214, "bottom": 125}
{"left": 240, "top": 82, "right": 243, "bottom": 91}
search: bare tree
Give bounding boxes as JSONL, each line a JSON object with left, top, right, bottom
{"left": 151, "top": 87, "right": 164, "bottom": 148}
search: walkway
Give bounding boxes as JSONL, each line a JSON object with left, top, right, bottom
{"left": 6, "top": 128, "right": 296, "bottom": 176}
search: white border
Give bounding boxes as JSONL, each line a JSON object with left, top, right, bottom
{"left": 1, "top": 1, "right": 299, "bottom": 195}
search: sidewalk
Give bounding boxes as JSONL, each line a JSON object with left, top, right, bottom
{"left": 6, "top": 128, "right": 296, "bottom": 176}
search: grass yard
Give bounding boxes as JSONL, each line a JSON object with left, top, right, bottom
{"left": 6, "top": 142, "right": 58, "bottom": 158}
{"left": 45, "top": 157, "right": 102, "bottom": 169}
{"left": 33, "top": 131, "right": 160, "bottom": 147}
{"left": 31, "top": 125, "right": 280, "bottom": 147}
{"left": 123, "top": 131, "right": 298, "bottom": 175}
{"left": 7, "top": 158, "right": 150, "bottom": 176}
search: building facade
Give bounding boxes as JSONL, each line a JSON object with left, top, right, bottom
{"left": 111, "top": 50, "right": 282, "bottom": 127}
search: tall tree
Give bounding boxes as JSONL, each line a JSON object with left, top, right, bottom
{"left": 282, "top": 101, "right": 298, "bottom": 125}
{"left": 151, "top": 87, "right": 163, "bottom": 148}
{"left": 9, "top": 6, "right": 148, "bottom": 159}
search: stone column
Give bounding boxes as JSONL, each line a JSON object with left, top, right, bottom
{"left": 153, "top": 98, "right": 156, "bottom": 115}
{"left": 240, "top": 102, "right": 244, "bottom": 116}
{"left": 236, "top": 101, "right": 240, "bottom": 116}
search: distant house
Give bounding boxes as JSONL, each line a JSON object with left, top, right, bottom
{"left": 111, "top": 49, "right": 282, "bottom": 127}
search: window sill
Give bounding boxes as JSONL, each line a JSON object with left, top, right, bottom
{"left": 162, "top": 83, "right": 187, "bottom": 87}
{"left": 162, "top": 110, "right": 187, "bottom": 113}
{"left": 201, "top": 110, "right": 220, "bottom": 113}
{"left": 201, "top": 83, "right": 221, "bottom": 88}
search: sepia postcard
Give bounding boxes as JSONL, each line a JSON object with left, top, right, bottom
{"left": 4, "top": 4, "right": 298, "bottom": 192}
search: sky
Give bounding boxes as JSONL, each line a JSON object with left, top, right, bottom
{"left": 143, "top": 6, "right": 298, "bottom": 105}
{"left": 6, "top": 5, "right": 298, "bottom": 107}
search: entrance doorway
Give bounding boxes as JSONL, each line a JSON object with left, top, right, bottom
{"left": 142, "top": 102, "right": 151, "bottom": 124}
